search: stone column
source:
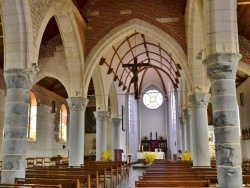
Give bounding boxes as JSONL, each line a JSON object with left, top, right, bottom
{"left": 179, "top": 117, "right": 186, "bottom": 152}
{"left": 66, "top": 97, "right": 88, "bottom": 166}
{"left": 111, "top": 118, "right": 121, "bottom": 150}
{"left": 203, "top": 54, "right": 242, "bottom": 187}
{"left": 1, "top": 69, "right": 34, "bottom": 183}
{"left": 183, "top": 109, "right": 191, "bottom": 152}
{"left": 94, "top": 111, "right": 109, "bottom": 161}
{"left": 188, "top": 92, "right": 210, "bottom": 166}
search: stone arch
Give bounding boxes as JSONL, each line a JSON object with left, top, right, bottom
{"left": 238, "top": 61, "right": 250, "bottom": 76}
{"left": 34, "top": 1, "right": 85, "bottom": 97}
{"left": 185, "top": 0, "right": 209, "bottom": 92}
{"left": 109, "top": 83, "right": 119, "bottom": 118}
{"left": 1, "top": 1, "right": 34, "bottom": 70}
{"left": 84, "top": 18, "right": 190, "bottom": 96}
{"left": 92, "top": 67, "right": 106, "bottom": 111}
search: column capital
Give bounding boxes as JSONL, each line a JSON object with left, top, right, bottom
{"left": 183, "top": 109, "right": 191, "bottom": 119}
{"left": 4, "top": 69, "right": 35, "bottom": 90}
{"left": 66, "top": 97, "right": 88, "bottom": 111}
{"left": 94, "top": 111, "right": 109, "bottom": 121}
{"left": 203, "top": 53, "right": 241, "bottom": 81}
{"left": 188, "top": 92, "right": 210, "bottom": 108}
{"left": 110, "top": 118, "right": 121, "bottom": 126}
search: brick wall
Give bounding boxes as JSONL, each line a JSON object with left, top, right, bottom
{"left": 239, "top": 35, "right": 250, "bottom": 64}
{"left": 83, "top": 0, "right": 187, "bottom": 57}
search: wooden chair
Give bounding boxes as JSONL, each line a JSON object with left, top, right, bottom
{"left": 44, "top": 157, "right": 51, "bottom": 166}
{"left": 26, "top": 158, "right": 35, "bottom": 168}
{"left": 36, "top": 157, "right": 44, "bottom": 167}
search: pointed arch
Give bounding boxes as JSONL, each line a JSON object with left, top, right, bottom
{"left": 84, "top": 18, "right": 190, "bottom": 97}
{"left": 34, "top": 0, "right": 86, "bottom": 97}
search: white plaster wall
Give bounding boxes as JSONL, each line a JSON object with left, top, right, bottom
{"left": 237, "top": 77, "right": 250, "bottom": 158}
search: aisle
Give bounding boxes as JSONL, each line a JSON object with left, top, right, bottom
{"left": 116, "top": 164, "right": 144, "bottom": 188}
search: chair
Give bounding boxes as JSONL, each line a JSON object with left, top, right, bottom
{"left": 44, "top": 157, "right": 51, "bottom": 166}
{"left": 35, "top": 157, "right": 44, "bottom": 167}
{"left": 26, "top": 158, "right": 35, "bottom": 168}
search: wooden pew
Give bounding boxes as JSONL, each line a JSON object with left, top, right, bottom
{"left": 84, "top": 161, "right": 120, "bottom": 186}
{"left": 27, "top": 174, "right": 91, "bottom": 188}
{"left": 138, "top": 175, "right": 201, "bottom": 181}
{"left": 135, "top": 179, "right": 211, "bottom": 187}
{"left": 26, "top": 167, "right": 101, "bottom": 188}
{"left": 0, "top": 183, "right": 62, "bottom": 187}
{"left": 15, "top": 178, "right": 80, "bottom": 188}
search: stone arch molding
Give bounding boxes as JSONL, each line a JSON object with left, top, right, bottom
{"left": 185, "top": 0, "right": 209, "bottom": 93}
{"left": 238, "top": 61, "right": 250, "bottom": 76}
{"left": 84, "top": 18, "right": 191, "bottom": 96}
{"left": 33, "top": 0, "right": 85, "bottom": 97}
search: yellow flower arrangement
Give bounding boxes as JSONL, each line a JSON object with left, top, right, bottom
{"left": 143, "top": 152, "right": 157, "bottom": 164}
{"left": 181, "top": 152, "right": 192, "bottom": 161}
{"left": 101, "top": 151, "right": 112, "bottom": 161}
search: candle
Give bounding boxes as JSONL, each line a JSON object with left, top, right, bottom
{"left": 142, "top": 146, "right": 144, "bottom": 151}
{"left": 139, "top": 145, "right": 140, "bottom": 151}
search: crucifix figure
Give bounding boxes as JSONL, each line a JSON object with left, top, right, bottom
{"left": 123, "top": 57, "right": 150, "bottom": 99}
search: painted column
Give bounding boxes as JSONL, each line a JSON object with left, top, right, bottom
{"left": 94, "top": 111, "right": 109, "bottom": 161}
{"left": 188, "top": 92, "right": 210, "bottom": 166}
{"left": 1, "top": 69, "right": 34, "bottom": 183}
{"left": 203, "top": 54, "right": 242, "bottom": 187}
{"left": 111, "top": 118, "right": 121, "bottom": 150}
{"left": 183, "top": 109, "right": 191, "bottom": 152}
{"left": 66, "top": 97, "right": 88, "bottom": 166}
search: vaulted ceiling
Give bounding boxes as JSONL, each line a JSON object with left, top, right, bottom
{"left": 0, "top": 0, "right": 250, "bottom": 98}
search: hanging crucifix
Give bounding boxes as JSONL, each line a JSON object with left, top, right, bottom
{"left": 123, "top": 57, "right": 150, "bottom": 99}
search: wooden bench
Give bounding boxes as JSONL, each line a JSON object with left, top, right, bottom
{"left": 135, "top": 179, "right": 211, "bottom": 187}
{"left": 27, "top": 174, "right": 91, "bottom": 188}
{"left": 26, "top": 167, "right": 101, "bottom": 188}
{"left": 0, "top": 183, "right": 62, "bottom": 187}
{"left": 15, "top": 178, "right": 80, "bottom": 188}
{"left": 138, "top": 175, "right": 201, "bottom": 181}
{"left": 85, "top": 161, "right": 126, "bottom": 185}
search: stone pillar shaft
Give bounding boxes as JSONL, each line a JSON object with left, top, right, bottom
{"left": 188, "top": 92, "right": 210, "bottom": 166}
{"left": 183, "top": 109, "right": 191, "bottom": 152}
{"left": 94, "top": 111, "right": 109, "bottom": 161}
{"left": 66, "top": 97, "right": 88, "bottom": 166}
{"left": 111, "top": 118, "right": 121, "bottom": 150}
{"left": 1, "top": 69, "right": 34, "bottom": 183}
{"left": 203, "top": 53, "right": 242, "bottom": 187}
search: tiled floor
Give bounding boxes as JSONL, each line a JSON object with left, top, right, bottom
{"left": 116, "top": 164, "right": 145, "bottom": 188}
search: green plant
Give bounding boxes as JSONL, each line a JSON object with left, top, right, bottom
{"left": 101, "top": 151, "right": 112, "bottom": 161}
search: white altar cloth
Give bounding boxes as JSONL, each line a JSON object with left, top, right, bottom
{"left": 137, "top": 152, "right": 165, "bottom": 160}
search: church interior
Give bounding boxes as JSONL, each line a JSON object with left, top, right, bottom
{"left": 0, "top": 0, "right": 250, "bottom": 187}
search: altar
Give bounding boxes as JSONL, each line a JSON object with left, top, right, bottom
{"left": 137, "top": 152, "right": 165, "bottom": 160}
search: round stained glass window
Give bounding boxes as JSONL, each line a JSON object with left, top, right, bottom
{"left": 143, "top": 90, "right": 163, "bottom": 109}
